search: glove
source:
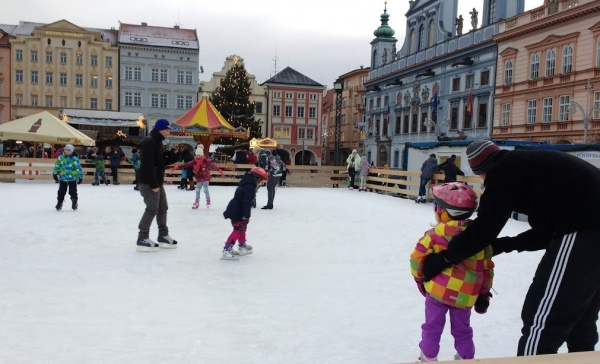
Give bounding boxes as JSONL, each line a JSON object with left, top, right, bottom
{"left": 416, "top": 280, "right": 426, "bottom": 297}
{"left": 474, "top": 292, "right": 492, "bottom": 314}
{"left": 53, "top": 173, "right": 59, "bottom": 183}
{"left": 422, "top": 251, "right": 452, "bottom": 281}
{"left": 77, "top": 178, "right": 83, "bottom": 185}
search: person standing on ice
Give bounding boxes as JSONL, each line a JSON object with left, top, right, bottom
{"left": 346, "top": 149, "right": 361, "bottom": 190}
{"left": 423, "top": 139, "right": 600, "bottom": 356}
{"left": 411, "top": 182, "right": 494, "bottom": 361}
{"left": 170, "top": 145, "right": 225, "bottom": 209}
{"left": 135, "top": 119, "right": 178, "bottom": 252}
{"left": 52, "top": 144, "right": 83, "bottom": 211}
{"left": 222, "top": 167, "right": 268, "bottom": 260}
{"left": 357, "top": 153, "right": 370, "bottom": 191}
{"left": 416, "top": 153, "right": 438, "bottom": 203}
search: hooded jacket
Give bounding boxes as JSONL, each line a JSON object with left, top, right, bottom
{"left": 223, "top": 172, "right": 257, "bottom": 222}
{"left": 420, "top": 157, "right": 438, "bottom": 179}
{"left": 53, "top": 151, "right": 83, "bottom": 182}
{"left": 139, "top": 129, "right": 166, "bottom": 189}
{"left": 175, "top": 156, "right": 224, "bottom": 182}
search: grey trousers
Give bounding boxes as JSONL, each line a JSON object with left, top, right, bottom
{"left": 266, "top": 175, "right": 280, "bottom": 207}
{"left": 137, "top": 184, "right": 169, "bottom": 240}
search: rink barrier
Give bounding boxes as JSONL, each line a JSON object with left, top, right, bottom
{"left": 0, "top": 157, "right": 482, "bottom": 199}
{"left": 399, "top": 351, "right": 600, "bottom": 364}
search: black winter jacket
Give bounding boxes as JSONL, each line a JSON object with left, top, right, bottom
{"left": 223, "top": 172, "right": 257, "bottom": 223}
{"left": 445, "top": 149, "right": 600, "bottom": 264}
{"left": 139, "top": 129, "right": 166, "bottom": 189}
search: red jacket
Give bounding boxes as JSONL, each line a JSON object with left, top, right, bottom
{"left": 175, "top": 156, "right": 224, "bottom": 182}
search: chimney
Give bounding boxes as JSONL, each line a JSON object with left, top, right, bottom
{"left": 141, "top": 22, "right": 147, "bottom": 26}
{"left": 174, "top": 25, "right": 180, "bottom": 29}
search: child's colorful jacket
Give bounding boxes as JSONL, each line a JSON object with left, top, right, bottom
{"left": 410, "top": 220, "right": 494, "bottom": 309}
{"left": 175, "top": 156, "right": 224, "bottom": 182}
{"left": 53, "top": 152, "right": 83, "bottom": 182}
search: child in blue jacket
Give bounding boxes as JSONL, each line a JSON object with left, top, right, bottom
{"left": 52, "top": 144, "right": 83, "bottom": 210}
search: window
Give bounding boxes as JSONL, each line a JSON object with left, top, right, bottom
{"left": 452, "top": 77, "right": 460, "bottom": 91}
{"left": 478, "top": 102, "right": 488, "bottom": 128}
{"left": 409, "top": 29, "right": 416, "bottom": 54}
{"left": 75, "top": 74, "right": 83, "bottom": 87}
{"left": 31, "top": 71, "right": 38, "bottom": 84}
{"left": 45, "top": 95, "right": 53, "bottom": 107}
{"left": 297, "top": 106, "right": 305, "bottom": 118}
{"left": 546, "top": 50, "right": 556, "bottom": 77}
{"left": 285, "top": 105, "right": 293, "bottom": 117}
{"left": 15, "top": 49, "right": 23, "bottom": 61}
{"left": 309, "top": 107, "right": 316, "bottom": 118}
{"left": 60, "top": 73, "right": 67, "bottom": 85}
{"left": 15, "top": 70, "right": 23, "bottom": 83}
{"left": 60, "top": 52, "right": 67, "bottom": 64}
{"left": 105, "top": 56, "right": 112, "bottom": 68}
{"left": 463, "top": 105, "right": 472, "bottom": 129}
{"left": 176, "top": 70, "right": 184, "bottom": 84}
{"left": 45, "top": 51, "right": 53, "bottom": 63}
{"left": 594, "top": 91, "right": 600, "bottom": 119}
{"left": 45, "top": 72, "right": 53, "bottom": 85}
{"left": 105, "top": 99, "right": 112, "bottom": 110}
{"left": 527, "top": 100, "right": 537, "bottom": 124}
{"left": 160, "top": 69, "right": 168, "bottom": 83}
{"left": 91, "top": 55, "right": 98, "bottom": 67}
{"left": 384, "top": 95, "right": 389, "bottom": 107}
{"left": 418, "top": 25, "right": 425, "bottom": 51}
{"left": 134, "top": 92, "right": 142, "bottom": 107}
{"left": 597, "top": 38, "right": 600, "bottom": 68}
{"left": 160, "top": 94, "right": 167, "bottom": 108}
{"left": 466, "top": 74, "right": 474, "bottom": 89}
{"left": 402, "top": 114, "right": 409, "bottom": 134}
{"left": 543, "top": 97, "right": 553, "bottom": 123}
{"left": 185, "top": 71, "right": 193, "bottom": 84}
{"left": 309, "top": 94, "right": 318, "bottom": 100}
{"left": 105, "top": 76, "right": 112, "bottom": 88}
{"left": 90, "top": 98, "right": 98, "bottom": 110}
{"left": 273, "top": 105, "right": 280, "bottom": 116}
{"left": 559, "top": 95, "right": 570, "bottom": 121}
{"left": 428, "top": 20, "right": 435, "bottom": 47}
{"left": 501, "top": 104, "right": 510, "bottom": 126}
{"left": 76, "top": 54, "right": 83, "bottom": 65}
{"left": 31, "top": 50, "right": 38, "bottom": 62}
{"left": 480, "top": 70, "right": 490, "bottom": 85}
{"left": 273, "top": 91, "right": 281, "bottom": 98}
{"left": 298, "top": 93, "right": 305, "bottom": 99}
{"left": 504, "top": 61, "right": 513, "bottom": 84}
{"left": 177, "top": 95, "right": 184, "bottom": 109}
{"left": 90, "top": 75, "right": 98, "bottom": 88}
{"left": 256, "top": 102, "right": 263, "bottom": 113}
{"left": 299, "top": 127, "right": 314, "bottom": 139}
{"left": 274, "top": 126, "right": 290, "bottom": 138}
{"left": 298, "top": 128, "right": 306, "bottom": 139}
{"left": 124, "top": 67, "right": 133, "bottom": 80}
{"left": 15, "top": 94, "right": 23, "bottom": 105}
{"left": 151, "top": 94, "right": 159, "bottom": 108}
{"left": 134, "top": 67, "right": 142, "bottom": 81}
{"left": 285, "top": 92, "right": 293, "bottom": 99}
{"left": 530, "top": 53, "right": 540, "bottom": 80}
{"left": 125, "top": 92, "right": 133, "bottom": 106}
{"left": 152, "top": 69, "right": 159, "bottom": 82}
{"left": 411, "top": 113, "right": 419, "bottom": 132}
{"left": 76, "top": 97, "right": 82, "bottom": 108}
{"left": 60, "top": 96, "right": 67, "bottom": 107}
{"left": 562, "top": 45, "right": 573, "bottom": 74}
{"left": 185, "top": 95, "right": 193, "bottom": 109}
{"left": 30, "top": 94, "right": 38, "bottom": 106}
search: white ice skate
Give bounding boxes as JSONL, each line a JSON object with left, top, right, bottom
{"left": 221, "top": 249, "right": 239, "bottom": 261}
{"left": 238, "top": 244, "right": 253, "bottom": 256}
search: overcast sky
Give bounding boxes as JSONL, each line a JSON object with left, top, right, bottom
{"left": 1, "top": 0, "right": 544, "bottom": 88}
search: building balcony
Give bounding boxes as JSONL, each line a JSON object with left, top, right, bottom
{"left": 354, "top": 103, "right": 365, "bottom": 111}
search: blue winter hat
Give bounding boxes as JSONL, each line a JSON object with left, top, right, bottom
{"left": 154, "top": 119, "right": 171, "bottom": 131}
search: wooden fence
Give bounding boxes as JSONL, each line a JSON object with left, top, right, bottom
{"left": 0, "top": 156, "right": 482, "bottom": 200}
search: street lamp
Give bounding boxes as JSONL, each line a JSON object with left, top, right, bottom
{"left": 333, "top": 78, "right": 343, "bottom": 166}
{"left": 569, "top": 80, "right": 600, "bottom": 144}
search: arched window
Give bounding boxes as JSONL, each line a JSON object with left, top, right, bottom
{"left": 418, "top": 25, "right": 425, "bottom": 51}
{"left": 562, "top": 45, "right": 573, "bottom": 74}
{"left": 428, "top": 20, "right": 435, "bottom": 47}
{"left": 530, "top": 53, "right": 540, "bottom": 80}
{"left": 596, "top": 38, "right": 600, "bottom": 68}
{"left": 545, "top": 49, "right": 555, "bottom": 77}
{"left": 504, "top": 61, "right": 513, "bottom": 85}
{"left": 409, "top": 29, "right": 416, "bottom": 54}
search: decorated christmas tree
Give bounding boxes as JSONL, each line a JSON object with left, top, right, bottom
{"left": 210, "top": 62, "right": 261, "bottom": 145}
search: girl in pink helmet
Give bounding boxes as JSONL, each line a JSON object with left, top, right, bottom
{"left": 410, "top": 182, "right": 494, "bottom": 361}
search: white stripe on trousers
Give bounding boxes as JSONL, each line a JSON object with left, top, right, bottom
{"left": 523, "top": 232, "right": 576, "bottom": 355}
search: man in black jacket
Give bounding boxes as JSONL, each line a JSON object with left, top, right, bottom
{"left": 136, "top": 119, "right": 178, "bottom": 252}
{"left": 423, "top": 140, "right": 600, "bottom": 356}
{"left": 437, "top": 154, "right": 465, "bottom": 183}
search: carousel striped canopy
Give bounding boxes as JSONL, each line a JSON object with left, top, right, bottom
{"left": 174, "top": 97, "right": 234, "bottom": 130}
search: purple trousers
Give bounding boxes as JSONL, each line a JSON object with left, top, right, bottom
{"left": 420, "top": 294, "right": 475, "bottom": 359}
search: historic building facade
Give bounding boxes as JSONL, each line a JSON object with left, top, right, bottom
{"left": 492, "top": 0, "right": 600, "bottom": 144}
{"left": 8, "top": 20, "right": 119, "bottom": 121}
{"left": 0, "top": 29, "right": 10, "bottom": 124}
{"left": 363, "top": 1, "right": 524, "bottom": 168}
{"left": 118, "top": 22, "right": 199, "bottom": 128}
{"left": 199, "top": 54, "right": 267, "bottom": 137}
{"left": 262, "top": 67, "right": 325, "bottom": 165}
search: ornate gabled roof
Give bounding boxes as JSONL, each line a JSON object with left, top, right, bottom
{"left": 262, "top": 67, "right": 324, "bottom": 87}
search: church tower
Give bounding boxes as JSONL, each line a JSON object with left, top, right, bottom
{"left": 370, "top": 1, "right": 397, "bottom": 69}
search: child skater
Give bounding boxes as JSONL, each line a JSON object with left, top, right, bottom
{"left": 410, "top": 182, "right": 494, "bottom": 362}
{"left": 128, "top": 148, "right": 141, "bottom": 190}
{"left": 221, "top": 167, "right": 268, "bottom": 260}
{"left": 357, "top": 154, "right": 370, "bottom": 191}
{"left": 52, "top": 144, "right": 84, "bottom": 210}
{"left": 171, "top": 145, "right": 225, "bottom": 209}
{"left": 91, "top": 147, "right": 108, "bottom": 186}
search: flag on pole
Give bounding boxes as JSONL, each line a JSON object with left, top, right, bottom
{"left": 466, "top": 90, "right": 473, "bottom": 117}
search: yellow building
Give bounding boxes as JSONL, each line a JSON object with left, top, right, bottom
{"left": 10, "top": 20, "right": 119, "bottom": 120}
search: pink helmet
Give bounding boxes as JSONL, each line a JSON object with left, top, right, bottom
{"left": 432, "top": 182, "right": 478, "bottom": 220}
{"left": 250, "top": 166, "right": 268, "bottom": 180}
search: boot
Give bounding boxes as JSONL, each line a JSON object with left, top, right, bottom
{"left": 206, "top": 199, "right": 211, "bottom": 208}
{"left": 55, "top": 200, "right": 63, "bottom": 211}
{"left": 188, "top": 181, "right": 195, "bottom": 191}
{"left": 71, "top": 197, "right": 78, "bottom": 210}
{"left": 192, "top": 200, "right": 199, "bottom": 209}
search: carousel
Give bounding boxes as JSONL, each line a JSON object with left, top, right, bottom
{"left": 170, "top": 95, "right": 249, "bottom": 151}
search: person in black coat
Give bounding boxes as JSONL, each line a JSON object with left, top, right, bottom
{"left": 136, "top": 119, "right": 178, "bottom": 252}
{"left": 423, "top": 140, "right": 600, "bottom": 356}
{"left": 437, "top": 155, "right": 465, "bottom": 183}
{"left": 222, "top": 167, "right": 268, "bottom": 260}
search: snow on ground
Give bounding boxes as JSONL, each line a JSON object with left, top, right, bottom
{"left": 0, "top": 181, "right": 557, "bottom": 363}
